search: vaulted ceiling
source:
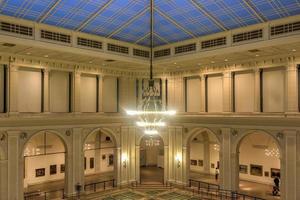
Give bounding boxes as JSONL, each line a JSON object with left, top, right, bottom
{"left": 0, "top": 0, "right": 300, "bottom": 47}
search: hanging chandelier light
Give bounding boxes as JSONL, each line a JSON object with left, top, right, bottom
{"left": 126, "top": 0, "right": 176, "bottom": 135}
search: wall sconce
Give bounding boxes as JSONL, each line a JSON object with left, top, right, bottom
{"left": 122, "top": 153, "right": 128, "bottom": 168}
{"left": 175, "top": 154, "right": 181, "bottom": 168}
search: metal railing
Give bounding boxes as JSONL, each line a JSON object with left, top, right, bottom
{"left": 84, "top": 179, "right": 115, "bottom": 194}
{"left": 24, "top": 189, "right": 64, "bottom": 200}
{"left": 188, "top": 179, "right": 266, "bottom": 200}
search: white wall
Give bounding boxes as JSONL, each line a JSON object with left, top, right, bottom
{"left": 80, "top": 74, "right": 97, "bottom": 112}
{"left": 239, "top": 133, "right": 280, "bottom": 185}
{"left": 50, "top": 71, "right": 70, "bottom": 112}
{"left": 186, "top": 77, "right": 201, "bottom": 112}
{"left": 167, "top": 77, "right": 184, "bottom": 112}
{"left": 84, "top": 148, "right": 114, "bottom": 175}
{"left": 234, "top": 71, "right": 254, "bottom": 112}
{"left": 24, "top": 153, "right": 65, "bottom": 186}
{"left": 263, "top": 68, "right": 285, "bottom": 112}
{"left": 18, "top": 68, "right": 42, "bottom": 112}
{"left": 0, "top": 65, "right": 4, "bottom": 113}
{"left": 103, "top": 77, "right": 118, "bottom": 112}
{"left": 119, "top": 78, "right": 136, "bottom": 111}
{"left": 207, "top": 75, "right": 223, "bottom": 112}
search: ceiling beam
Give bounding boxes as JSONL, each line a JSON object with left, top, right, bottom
{"left": 75, "top": 0, "right": 114, "bottom": 31}
{"left": 155, "top": 8, "right": 197, "bottom": 38}
{"left": 135, "top": 32, "right": 170, "bottom": 45}
{"left": 38, "top": 0, "right": 63, "bottom": 23}
{"left": 154, "top": 33, "right": 170, "bottom": 44}
{"left": 190, "top": 0, "right": 227, "bottom": 31}
{"left": 135, "top": 33, "right": 150, "bottom": 44}
{"left": 241, "top": 0, "right": 267, "bottom": 23}
{"left": 108, "top": 7, "right": 149, "bottom": 38}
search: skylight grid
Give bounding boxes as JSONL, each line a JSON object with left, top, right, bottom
{"left": 155, "top": 0, "right": 221, "bottom": 36}
{"left": 0, "top": 0, "right": 55, "bottom": 21}
{"left": 137, "top": 34, "right": 167, "bottom": 47}
{"left": 111, "top": 11, "right": 150, "bottom": 43}
{"left": 195, "top": 0, "right": 261, "bottom": 29}
{"left": 42, "top": 0, "right": 110, "bottom": 30}
{"left": 82, "top": 0, "right": 147, "bottom": 37}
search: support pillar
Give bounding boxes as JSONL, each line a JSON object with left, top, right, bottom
{"left": 9, "top": 65, "right": 18, "bottom": 114}
{"left": 161, "top": 77, "right": 167, "bottom": 110}
{"left": 0, "top": 159, "right": 8, "bottom": 200}
{"left": 254, "top": 68, "right": 261, "bottom": 113}
{"left": 203, "top": 140, "right": 210, "bottom": 173}
{"left": 200, "top": 74, "right": 206, "bottom": 112}
{"left": 286, "top": 58, "right": 298, "bottom": 113}
{"left": 43, "top": 68, "right": 50, "bottom": 113}
{"left": 7, "top": 131, "right": 22, "bottom": 200}
{"left": 73, "top": 71, "right": 81, "bottom": 113}
{"left": 223, "top": 72, "right": 233, "bottom": 112}
{"left": 97, "top": 75, "right": 103, "bottom": 113}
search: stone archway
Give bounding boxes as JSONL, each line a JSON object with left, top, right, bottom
{"left": 185, "top": 127, "right": 221, "bottom": 186}
{"left": 234, "top": 130, "right": 282, "bottom": 199}
{"left": 22, "top": 130, "right": 68, "bottom": 199}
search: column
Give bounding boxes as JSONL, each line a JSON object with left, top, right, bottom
{"left": 94, "top": 132, "right": 101, "bottom": 173}
{"left": 203, "top": 140, "right": 210, "bottom": 173}
{"left": 286, "top": 59, "right": 298, "bottom": 113}
{"left": 0, "top": 159, "right": 8, "bottom": 200}
{"left": 137, "top": 78, "right": 143, "bottom": 110}
{"left": 115, "top": 147, "right": 121, "bottom": 186}
{"left": 43, "top": 68, "right": 50, "bottom": 113}
{"left": 182, "top": 146, "right": 188, "bottom": 185}
{"left": 223, "top": 72, "right": 233, "bottom": 112}
{"left": 73, "top": 71, "right": 81, "bottom": 113}
{"left": 9, "top": 65, "right": 18, "bottom": 113}
{"left": 254, "top": 68, "right": 261, "bottom": 113}
{"left": 65, "top": 128, "right": 84, "bottom": 198}
{"left": 135, "top": 145, "right": 140, "bottom": 183}
{"left": 161, "top": 77, "right": 167, "bottom": 110}
{"left": 281, "top": 130, "right": 297, "bottom": 200}
{"left": 164, "top": 145, "right": 169, "bottom": 184}
{"left": 200, "top": 74, "right": 206, "bottom": 112}
{"left": 7, "top": 131, "right": 23, "bottom": 200}
{"left": 97, "top": 75, "right": 104, "bottom": 113}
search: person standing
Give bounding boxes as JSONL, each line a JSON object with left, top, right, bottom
{"left": 215, "top": 167, "right": 220, "bottom": 180}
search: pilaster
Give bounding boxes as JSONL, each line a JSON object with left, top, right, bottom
{"left": 9, "top": 65, "right": 18, "bottom": 113}
{"left": 254, "top": 68, "right": 261, "bottom": 113}
{"left": 43, "top": 68, "right": 50, "bottom": 113}
{"left": 200, "top": 74, "right": 206, "bottom": 112}
{"left": 223, "top": 72, "right": 233, "bottom": 112}
{"left": 286, "top": 58, "right": 298, "bottom": 113}
{"left": 97, "top": 75, "right": 103, "bottom": 113}
{"left": 73, "top": 71, "right": 81, "bottom": 113}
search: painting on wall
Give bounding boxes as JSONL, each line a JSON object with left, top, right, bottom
{"left": 198, "top": 160, "right": 203, "bottom": 167}
{"left": 191, "top": 160, "right": 197, "bottom": 166}
{"left": 271, "top": 168, "right": 280, "bottom": 178}
{"left": 211, "top": 163, "right": 215, "bottom": 169}
{"left": 90, "top": 157, "right": 94, "bottom": 169}
{"left": 102, "top": 154, "right": 106, "bottom": 160}
{"left": 264, "top": 171, "right": 269, "bottom": 177}
{"left": 50, "top": 165, "right": 57, "bottom": 175}
{"left": 239, "top": 165, "right": 248, "bottom": 174}
{"left": 250, "top": 164, "right": 263, "bottom": 176}
{"left": 108, "top": 154, "right": 114, "bottom": 166}
{"left": 60, "top": 164, "right": 65, "bottom": 173}
{"left": 35, "top": 168, "right": 45, "bottom": 177}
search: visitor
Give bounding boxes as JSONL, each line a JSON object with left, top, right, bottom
{"left": 273, "top": 174, "right": 280, "bottom": 196}
{"left": 215, "top": 167, "right": 219, "bottom": 180}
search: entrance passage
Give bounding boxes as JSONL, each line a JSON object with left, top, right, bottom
{"left": 140, "top": 135, "right": 164, "bottom": 184}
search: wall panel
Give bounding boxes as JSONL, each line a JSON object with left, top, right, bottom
{"left": 263, "top": 68, "right": 285, "bottom": 112}
{"left": 207, "top": 75, "right": 223, "bottom": 112}
{"left": 103, "top": 77, "right": 118, "bottom": 112}
{"left": 18, "top": 68, "right": 41, "bottom": 112}
{"left": 0, "top": 66, "right": 4, "bottom": 113}
{"left": 119, "top": 78, "right": 136, "bottom": 111}
{"left": 80, "top": 74, "right": 97, "bottom": 112}
{"left": 234, "top": 71, "right": 254, "bottom": 112}
{"left": 50, "top": 71, "right": 70, "bottom": 112}
{"left": 186, "top": 77, "right": 201, "bottom": 112}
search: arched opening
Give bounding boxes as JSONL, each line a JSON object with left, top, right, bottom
{"left": 238, "top": 131, "right": 281, "bottom": 199}
{"left": 23, "top": 131, "right": 66, "bottom": 199}
{"left": 187, "top": 130, "right": 220, "bottom": 186}
{"left": 140, "top": 135, "right": 164, "bottom": 184}
{"left": 83, "top": 130, "right": 117, "bottom": 190}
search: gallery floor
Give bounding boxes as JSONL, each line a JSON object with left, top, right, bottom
{"left": 24, "top": 169, "right": 280, "bottom": 199}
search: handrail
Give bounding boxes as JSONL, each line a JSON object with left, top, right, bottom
{"left": 188, "top": 179, "right": 266, "bottom": 200}
{"left": 84, "top": 179, "right": 115, "bottom": 193}
{"left": 24, "top": 188, "right": 64, "bottom": 200}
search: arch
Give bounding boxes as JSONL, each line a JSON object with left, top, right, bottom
{"left": 136, "top": 131, "right": 167, "bottom": 147}
{"left": 83, "top": 127, "right": 119, "bottom": 148}
{"left": 185, "top": 127, "right": 221, "bottom": 147}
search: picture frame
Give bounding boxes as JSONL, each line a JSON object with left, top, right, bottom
{"left": 90, "top": 157, "right": 94, "bottom": 169}
{"left": 60, "top": 164, "right": 65, "bottom": 173}
{"left": 198, "top": 160, "right": 203, "bottom": 167}
{"left": 250, "top": 164, "right": 263, "bottom": 176}
{"left": 102, "top": 154, "right": 106, "bottom": 160}
{"left": 211, "top": 163, "right": 215, "bottom": 169}
{"left": 271, "top": 168, "right": 280, "bottom": 178}
{"left": 190, "top": 160, "right": 197, "bottom": 166}
{"left": 264, "top": 171, "right": 269, "bottom": 177}
{"left": 35, "top": 168, "right": 45, "bottom": 177}
{"left": 108, "top": 154, "right": 114, "bottom": 166}
{"left": 239, "top": 165, "right": 248, "bottom": 174}
{"left": 50, "top": 164, "right": 57, "bottom": 175}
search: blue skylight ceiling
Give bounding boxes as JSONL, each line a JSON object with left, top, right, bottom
{"left": 0, "top": 0, "right": 300, "bottom": 47}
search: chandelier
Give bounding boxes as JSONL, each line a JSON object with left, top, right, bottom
{"left": 126, "top": 0, "right": 176, "bottom": 135}
{"left": 145, "top": 138, "right": 160, "bottom": 146}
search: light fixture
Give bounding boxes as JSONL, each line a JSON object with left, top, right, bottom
{"left": 145, "top": 137, "right": 160, "bottom": 146}
{"left": 175, "top": 154, "right": 181, "bottom": 168}
{"left": 292, "top": 49, "right": 296, "bottom": 52}
{"left": 122, "top": 153, "right": 128, "bottom": 168}
{"left": 44, "top": 55, "right": 49, "bottom": 58}
{"left": 255, "top": 54, "right": 259, "bottom": 57}
{"left": 126, "top": 0, "right": 176, "bottom": 135}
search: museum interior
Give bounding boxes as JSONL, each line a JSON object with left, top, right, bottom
{"left": 0, "top": 0, "right": 299, "bottom": 200}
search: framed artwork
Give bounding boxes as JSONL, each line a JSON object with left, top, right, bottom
{"left": 60, "top": 164, "right": 65, "bottom": 173}
{"left": 105, "top": 136, "right": 111, "bottom": 141}
{"left": 50, "top": 165, "right": 57, "bottom": 175}
{"left": 264, "top": 171, "right": 269, "bottom": 177}
{"left": 102, "top": 154, "right": 106, "bottom": 160}
{"left": 271, "top": 168, "right": 280, "bottom": 178}
{"left": 84, "top": 157, "right": 86, "bottom": 170}
{"left": 239, "top": 165, "right": 248, "bottom": 174}
{"left": 35, "top": 168, "right": 45, "bottom": 177}
{"left": 211, "top": 163, "right": 215, "bottom": 169}
{"left": 190, "top": 160, "right": 197, "bottom": 166}
{"left": 109, "top": 154, "right": 114, "bottom": 166}
{"left": 198, "top": 160, "right": 203, "bottom": 167}
{"left": 90, "top": 157, "right": 94, "bottom": 169}
{"left": 250, "top": 164, "right": 263, "bottom": 176}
